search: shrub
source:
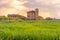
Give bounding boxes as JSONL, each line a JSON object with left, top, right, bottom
{"left": 45, "top": 17, "right": 53, "bottom": 20}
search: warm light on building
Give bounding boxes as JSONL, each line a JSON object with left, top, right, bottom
{"left": 27, "top": 8, "right": 44, "bottom": 20}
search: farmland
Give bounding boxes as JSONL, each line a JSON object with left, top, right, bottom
{"left": 0, "top": 20, "right": 60, "bottom": 40}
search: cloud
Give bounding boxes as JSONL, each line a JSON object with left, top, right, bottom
{"left": 10, "top": 0, "right": 28, "bottom": 10}
{"left": 0, "top": 0, "right": 60, "bottom": 18}
{"left": 0, "top": 0, "right": 11, "bottom": 7}
{"left": 25, "top": 0, "right": 60, "bottom": 18}
{"left": 0, "top": 0, "right": 28, "bottom": 10}
{"left": 0, "top": 0, "right": 28, "bottom": 16}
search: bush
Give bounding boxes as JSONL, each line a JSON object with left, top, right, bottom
{"left": 45, "top": 17, "right": 53, "bottom": 20}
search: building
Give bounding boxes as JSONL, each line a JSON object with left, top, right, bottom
{"left": 27, "top": 8, "right": 39, "bottom": 20}
{"left": 8, "top": 14, "right": 21, "bottom": 18}
{"left": 8, "top": 14, "right": 27, "bottom": 20}
{"left": 37, "top": 16, "right": 44, "bottom": 20}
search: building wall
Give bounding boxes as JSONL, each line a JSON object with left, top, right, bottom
{"left": 27, "top": 11, "right": 36, "bottom": 20}
{"left": 35, "top": 8, "right": 39, "bottom": 20}
{"left": 27, "top": 8, "right": 39, "bottom": 20}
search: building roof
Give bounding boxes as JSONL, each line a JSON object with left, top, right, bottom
{"left": 27, "top": 10, "right": 35, "bottom": 13}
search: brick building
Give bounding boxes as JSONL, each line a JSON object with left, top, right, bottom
{"left": 27, "top": 8, "right": 39, "bottom": 20}
{"left": 8, "top": 14, "right": 27, "bottom": 20}
{"left": 37, "top": 16, "right": 44, "bottom": 20}
{"left": 8, "top": 14, "right": 21, "bottom": 18}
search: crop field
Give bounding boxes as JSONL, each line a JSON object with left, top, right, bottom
{"left": 0, "top": 20, "right": 60, "bottom": 40}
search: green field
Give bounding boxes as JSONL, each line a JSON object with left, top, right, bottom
{"left": 0, "top": 20, "right": 60, "bottom": 40}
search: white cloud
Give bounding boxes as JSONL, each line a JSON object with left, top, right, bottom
{"left": 10, "top": 0, "right": 27, "bottom": 10}
{"left": 25, "top": 0, "right": 60, "bottom": 18}
{"left": 0, "top": 0, "right": 28, "bottom": 16}
{"left": 0, "top": 0, "right": 60, "bottom": 18}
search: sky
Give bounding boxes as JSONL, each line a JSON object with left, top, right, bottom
{"left": 0, "top": 0, "right": 60, "bottom": 18}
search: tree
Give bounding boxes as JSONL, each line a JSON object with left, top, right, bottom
{"left": 45, "top": 17, "right": 53, "bottom": 20}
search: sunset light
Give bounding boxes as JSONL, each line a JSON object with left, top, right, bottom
{"left": 0, "top": 0, "right": 60, "bottom": 40}
{"left": 0, "top": 0, "right": 60, "bottom": 18}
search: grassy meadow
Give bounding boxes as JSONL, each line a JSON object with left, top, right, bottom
{"left": 0, "top": 20, "right": 60, "bottom": 40}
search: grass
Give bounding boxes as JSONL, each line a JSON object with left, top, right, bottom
{"left": 0, "top": 20, "right": 60, "bottom": 40}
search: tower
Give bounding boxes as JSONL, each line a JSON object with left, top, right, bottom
{"left": 35, "top": 8, "right": 39, "bottom": 20}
